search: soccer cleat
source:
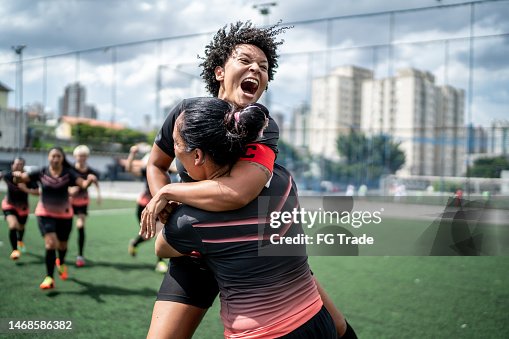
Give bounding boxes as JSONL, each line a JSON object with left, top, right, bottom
{"left": 155, "top": 260, "right": 168, "bottom": 273}
{"left": 17, "top": 241, "right": 26, "bottom": 253}
{"left": 10, "top": 249, "right": 21, "bottom": 260}
{"left": 55, "top": 258, "right": 68, "bottom": 280}
{"left": 76, "top": 256, "right": 86, "bottom": 267}
{"left": 39, "top": 276, "right": 55, "bottom": 290}
{"left": 128, "top": 239, "right": 138, "bottom": 257}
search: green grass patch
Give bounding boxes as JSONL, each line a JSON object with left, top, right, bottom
{"left": 0, "top": 197, "right": 508, "bottom": 338}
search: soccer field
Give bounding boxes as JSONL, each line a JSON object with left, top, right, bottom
{"left": 0, "top": 197, "right": 508, "bottom": 338}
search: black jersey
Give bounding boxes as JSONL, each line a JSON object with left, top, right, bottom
{"left": 1, "top": 171, "right": 38, "bottom": 215}
{"left": 162, "top": 164, "right": 322, "bottom": 337}
{"left": 70, "top": 166, "right": 100, "bottom": 206}
{"left": 29, "top": 167, "right": 79, "bottom": 219}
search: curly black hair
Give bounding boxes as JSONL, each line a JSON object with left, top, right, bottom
{"left": 199, "top": 21, "right": 291, "bottom": 97}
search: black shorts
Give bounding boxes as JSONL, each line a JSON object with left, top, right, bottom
{"left": 156, "top": 256, "right": 219, "bottom": 309}
{"left": 3, "top": 209, "right": 28, "bottom": 225}
{"left": 277, "top": 305, "right": 337, "bottom": 339}
{"left": 37, "top": 216, "right": 73, "bottom": 241}
{"left": 72, "top": 205, "right": 88, "bottom": 216}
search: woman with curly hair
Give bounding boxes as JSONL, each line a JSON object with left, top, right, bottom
{"left": 143, "top": 21, "right": 356, "bottom": 339}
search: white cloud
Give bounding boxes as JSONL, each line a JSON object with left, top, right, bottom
{"left": 0, "top": 0, "right": 506, "bottom": 129}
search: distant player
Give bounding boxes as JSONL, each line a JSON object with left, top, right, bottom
{"left": 70, "top": 145, "right": 101, "bottom": 267}
{"left": 13, "top": 147, "right": 97, "bottom": 290}
{"left": 1, "top": 157, "right": 39, "bottom": 260}
{"left": 125, "top": 145, "right": 168, "bottom": 273}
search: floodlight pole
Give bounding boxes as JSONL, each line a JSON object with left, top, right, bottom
{"left": 12, "top": 45, "right": 26, "bottom": 153}
{"left": 253, "top": 2, "right": 277, "bottom": 111}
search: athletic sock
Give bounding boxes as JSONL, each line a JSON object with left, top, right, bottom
{"left": 339, "top": 321, "right": 358, "bottom": 339}
{"left": 58, "top": 249, "right": 67, "bottom": 265}
{"left": 9, "top": 229, "right": 18, "bottom": 250}
{"left": 46, "top": 249, "right": 56, "bottom": 278}
{"left": 17, "top": 229, "right": 25, "bottom": 241}
{"left": 133, "top": 235, "right": 145, "bottom": 247}
{"left": 78, "top": 228, "right": 85, "bottom": 256}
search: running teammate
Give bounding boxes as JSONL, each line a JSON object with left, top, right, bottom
{"left": 1, "top": 157, "right": 39, "bottom": 260}
{"left": 13, "top": 147, "right": 97, "bottom": 290}
{"left": 125, "top": 145, "right": 168, "bottom": 273}
{"left": 70, "top": 145, "right": 101, "bottom": 267}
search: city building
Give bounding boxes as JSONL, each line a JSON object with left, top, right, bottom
{"left": 0, "top": 81, "right": 27, "bottom": 149}
{"left": 287, "top": 102, "right": 310, "bottom": 150}
{"left": 361, "top": 68, "right": 465, "bottom": 176}
{"left": 435, "top": 85, "right": 465, "bottom": 176}
{"left": 488, "top": 120, "right": 509, "bottom": 155}
{"left": 467, "top": 124, "right": 488, "bottom": 154}
{"left": 58, "top": 82, "right": 98, "bottom": 119}
{"left": 0, "top": 81, "right": 10, "bottom": 109}
{"left": 308, "top": 66, "right": 373, "bottom": 160}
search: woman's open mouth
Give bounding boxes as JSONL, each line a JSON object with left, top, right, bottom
{"left": 240, "top": 78, "right": 259, "bottom": 95}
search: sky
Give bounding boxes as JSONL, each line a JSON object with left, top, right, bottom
{"left": 0, "top": 0, "right": 508, "bottom": 129}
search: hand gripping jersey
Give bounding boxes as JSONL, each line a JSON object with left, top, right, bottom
{"left": 163, "top": 164, "right": 322, "bottom": 338}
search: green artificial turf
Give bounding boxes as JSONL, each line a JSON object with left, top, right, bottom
{"left": 0, "top": 196, "right": 507, "bottom": 338}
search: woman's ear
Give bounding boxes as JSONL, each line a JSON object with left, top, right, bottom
{"left": 214, "top": 66, "right": 224, "bottom": 81}
{"left": 194, "top": 149, "right": 206, "bottom": 166}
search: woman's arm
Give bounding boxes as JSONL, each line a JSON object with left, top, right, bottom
{"left": 146, "top": 144, "right": 173, "bottom": 196}
{"left": 75, "top": 174, "right": 97, "bottom": 190}
{"left": 125, "top": 146, "right": 143, "bottom": 177}
{"left": 11, "top": 171, "right": 30, "bottom": 184}
{"left": 164, "top": 161, "right": 269, "bottom": 210}
{"left": 18, "top": 183, "right": 40, "bottom": 196}
{"left": 143, "top": 144, "right": 272, "bottom": 238}
{"left": 147, "top": 143, "right": 271, "bottom": 211}
{"left": 93, "top": 181, "right": 102, "bottom": 205}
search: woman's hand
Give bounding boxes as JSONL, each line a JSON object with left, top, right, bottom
{"left": 11, "top": 171, "right": 24, "bottom": 183}
{"left": 87, "top": 174, "right": 98, "bottom": 183}
{"left": 140, "top": 190, "right": 170, "bottom": 239}
{"left": 69, "top": 186, "right": 80, "bottom": 196}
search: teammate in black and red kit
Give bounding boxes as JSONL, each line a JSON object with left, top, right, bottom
{"left": 1, "top": 157, "right": 39, "bottom": 260}
{"left": 149, "top": 98, "right": 337, "bottom": 338}
{"left": 141, "top": 21, "right": 355, "bottom": 339}
{"left": 13, "top": 147, "right": 97, "bottom": 290}
{"left": 125, "top": 145, "right": 168, "bottom": 273}
{"left": 70, "top": 145, "right": 101, "bottom": 267}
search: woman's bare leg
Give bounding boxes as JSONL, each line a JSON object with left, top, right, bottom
{"left": 147, "top": 301, "right": 208, "bottom": 339}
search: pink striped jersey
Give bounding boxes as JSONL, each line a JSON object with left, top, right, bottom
{"left": 1, "top": 171, "right": 38, "bottom": 217}
{"left": 29, "top": 167, "right": 79, "bottom": 219}
{"left": 163, "top": 164, "right": 322, "bottom": 338}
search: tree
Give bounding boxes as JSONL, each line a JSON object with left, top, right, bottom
{"left": 466, "top": 156, "right": 509, "bottom": 178}
{"left": 336, "top": 130, "right": 405, "bottom": 186}
{"left": 275, "top": 140, "right": 309, "bottom": 175}
{"left": 72, "top": 123, "right": 148, "bottom": 152}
